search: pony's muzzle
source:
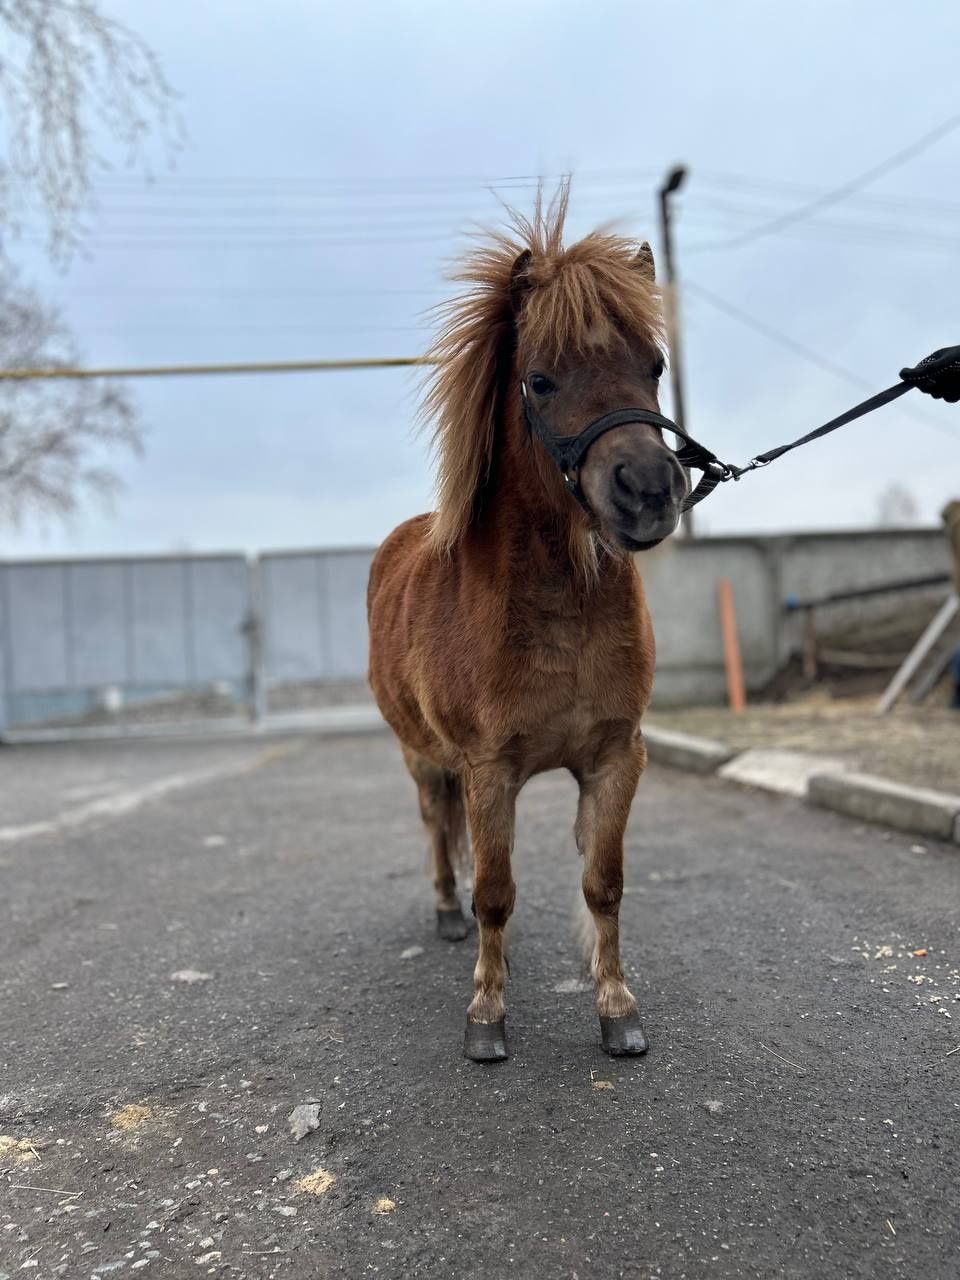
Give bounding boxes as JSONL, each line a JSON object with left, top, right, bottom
{"left": 604, "top": 451, "right": 686, "bottom": 546}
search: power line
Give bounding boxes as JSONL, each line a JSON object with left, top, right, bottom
{"left": 13, "top": 191, "right": 655, "bottom": 222}
{"left": 682, "top": 212, "right": 960, "bottom": 255}
{"left": 54, "top": 286, "right": 445, "bottom": 298}
{"left": 19, "top": 232, "right": 459, "bottom": 251}
{"left": 81, "top": 167, "right": 661, "bottom": 191}
{"left": 24, "top": 210, "right": 960, "bottom": 252}
{"left": 69, "top": 163, "right": 960, "bottom": 215}
{"left": 61, "top": 164, "right": 958, "bottom": 224}
{"left": 685, "top": 279, "right": 956, "bottom": 442}
{"left": 63, "top": 324, "right": 430, "bottom": 338}
{"left": 694, "top": 169, "right": 960, "bottom": 218}
{"left": 49, "top": 189, "right": 960, "bottom": 224}
{"left": 17, "top": 200, "right": 960, "bottom": 253}
{"left": 11, "top": 164, "right": 956, "bottom": 241}
{"left": 685, "top": 281, "right": 874, "bottom": 388}
{"left": 686, "top": 110, "right": 960, "bottom": 253}
{"left": 10, "top": 194, "right": 661, "bottom": 238}
{"left": 10, "top": 161, "right": 960, "bottom": 258}
{"left": 22, "top": 228, "right": 960, "bottom": 254}
{"left": 687, "top": 196, "right": 960, "bottom": 238}
{"left": 20, "top": 200, "right": 960, "bottom": 237}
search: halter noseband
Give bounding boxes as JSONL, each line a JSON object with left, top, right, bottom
{"left": 519, "top": 382, "right": 743, "bottom": 515}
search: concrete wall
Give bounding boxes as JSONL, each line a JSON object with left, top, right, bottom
{"left": 259, "top": 548, "right": 371, "bottom": 684}
{"left": 642, "top": 537, "right": 779, "bottom": 705}
{"left": 0, "top": 554, "right": 253, "bottom": 729}
{"left": 643, "top": 528, "right": 951, "bottom": 705}
{"left": 1, "top": 529, "right": 951, "bottom": 728}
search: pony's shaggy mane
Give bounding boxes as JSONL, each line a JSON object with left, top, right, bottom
{"left": 423, "top": 184, "right": 665, "bottom": 554}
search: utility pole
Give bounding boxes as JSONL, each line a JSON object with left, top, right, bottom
{"left": 658, "top": 164, "right": 693, "bottom": 537}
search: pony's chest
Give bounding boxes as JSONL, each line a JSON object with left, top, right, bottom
{"left": 502, "top": 649, "right": 642, "bottom": 775}
{"left": 509, "top": 590, "right": 636, "bottom": 674}
{"left": 507, "top": 609, "right": 644, "bottom": 725}
{"left": 516, "top": 611, "right": 590, "bottom": 674}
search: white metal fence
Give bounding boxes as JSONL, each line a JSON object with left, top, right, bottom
{"left": 0, "top": 548, "right": 374, "bottom": 740}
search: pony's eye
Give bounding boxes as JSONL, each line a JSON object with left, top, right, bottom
{"left": 652, "top": 356, "right": 665, "bottom": 380}
{"left": 528, "top": 373, "right": 556, "bottom": 396}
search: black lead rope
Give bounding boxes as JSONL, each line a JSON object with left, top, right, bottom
{"left": 679, "top": 379, "right": 917, "bottom": 513}
{"left": 747, "top": 381, "right": 913, "bottom": 467}
{"left": 521, "top": 362, "right": 942, "bottom": 516}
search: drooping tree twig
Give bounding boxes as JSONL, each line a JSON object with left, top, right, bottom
{"left": 0, "top": 0, "right": 183, "bottom": 259}
{"left": 0, "top": 267, "right": 140, "bottom": 523}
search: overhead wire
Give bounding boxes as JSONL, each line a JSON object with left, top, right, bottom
{"left": 8, "top": 162, "right": 954, "bottom": 444}
{"left": 684, "top": 279, "right": 956, "bottom": 442}
{"left": 7, "top": 154, "right": 959, "bottom": 267}
{"left": 685, "top": 110, "right": 960, "bottom": 253}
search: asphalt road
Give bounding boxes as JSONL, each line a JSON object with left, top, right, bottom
{"left": 2, "top": 730, "right": 959, "bottom": 1280}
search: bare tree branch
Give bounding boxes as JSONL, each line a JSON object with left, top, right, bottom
{"left": 0, "top": 0, "right": 183, "bottom": 259}
{"left": 0, "top": 266, "right": 140, "bottom": 523}
{"left": 875, "top": 483, "right": 921, "bottom": 529}
{"left": 0, "top": 2, "right": 180, "bottom": 526}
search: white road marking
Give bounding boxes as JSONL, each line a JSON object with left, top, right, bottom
{"left": 0, "top": 747, "right": 293, "bottom": 844}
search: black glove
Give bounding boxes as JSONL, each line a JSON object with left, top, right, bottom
{"left": 900, "top": 346, "right": 960, "bottom": 403}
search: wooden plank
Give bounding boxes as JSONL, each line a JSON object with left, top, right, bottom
{"left": 875, "top": 594, "right": 959, "bottom": 715}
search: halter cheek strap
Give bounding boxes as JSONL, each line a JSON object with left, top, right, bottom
{"left": 519, "top": 382, "right": 736, "bottom": 514}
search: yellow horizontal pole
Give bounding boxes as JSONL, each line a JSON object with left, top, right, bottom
{"left": 0, "top": 355, "right": 431, "bottom": 381}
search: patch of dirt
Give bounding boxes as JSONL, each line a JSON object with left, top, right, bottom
{"left": 652, "top": 692, "right": 960, "bottom": 793}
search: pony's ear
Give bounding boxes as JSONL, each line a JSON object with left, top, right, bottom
{"left": 509, "top": 249, "right": 533, "bottom": 315}
{"left": 634, "top": 241, "right": 656, "bottom": 282}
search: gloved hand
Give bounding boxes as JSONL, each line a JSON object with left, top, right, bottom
{"left": 900, "top": 346, "right": 960, "bottom": 403}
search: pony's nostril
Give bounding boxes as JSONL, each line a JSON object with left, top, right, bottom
{"left": 614, "top": 462, "right": 642, "bottom": 502}
{"left": 613, "top": 457, "right": 681, "bottom": 516}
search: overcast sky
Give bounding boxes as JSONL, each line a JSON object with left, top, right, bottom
{"left": 5, "top": 0, "right": 960, "bottom": 557}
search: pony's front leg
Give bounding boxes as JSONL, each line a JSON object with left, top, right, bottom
{"left": 462, "top": 764, "right": 517, "bottom": 1062}
{"left": 576, "top": 734, "right": 648, "bottom": 1056}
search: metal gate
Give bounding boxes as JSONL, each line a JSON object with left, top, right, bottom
{"left": 0, "top": 554, "right": 254, "bottom": 738}
{"left": 259, "top": 548, "right": 373, "bottom": 714}
{"left": 0, "top": 548, "right": 374, "bottom": 740}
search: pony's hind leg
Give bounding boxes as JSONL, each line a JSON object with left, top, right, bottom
{"left": 575, "top": 733, "right": 648, "bottom": 1057}
{"left": 462, "top": 764, "right": 517, "bottom": 1062}
{"left": 401, "top": 746, "right": 471, "bottom": 941}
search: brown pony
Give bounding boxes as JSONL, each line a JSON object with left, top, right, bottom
{"left": 367, "top": 188, "right": 687, "bottom": 1061}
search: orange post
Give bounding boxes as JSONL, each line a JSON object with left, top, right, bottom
{"left": 717, "top": 578, "right": 746, "bottom": 713}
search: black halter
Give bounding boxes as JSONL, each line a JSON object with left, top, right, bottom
{"left": 519, "top": 382, "right": 749, "bottom": 515}
{"left": 519, "top": 351, "right": 947, "bottom": 517}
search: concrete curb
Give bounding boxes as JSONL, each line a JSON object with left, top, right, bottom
{"left": 717, "top": 748, "right": 852, "bottom": 798}
{"left": 642, "top": 725, "right": 736, "bottom": 774}
{"left": 808, "top": 771, "right": 960, "bottom": 844}
{"left": 645, "top": 723, "right": 960, "bottom": 847}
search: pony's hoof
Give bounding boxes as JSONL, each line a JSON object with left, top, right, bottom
{"left": 600, "top": 1012, "right": 649, "bottom": 1057}
{"left": 437, "top": 907, "right": 471, "bottom": 942}
{"left": 464, "top": 1018, "right": 509, "bottom": 1062}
